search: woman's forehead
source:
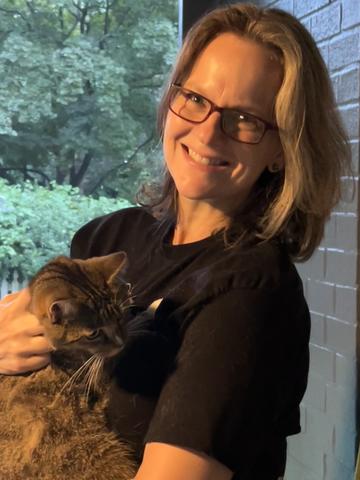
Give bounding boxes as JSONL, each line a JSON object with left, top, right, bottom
{"left": 184, "top": 33, "right": 283, "bottom": 117}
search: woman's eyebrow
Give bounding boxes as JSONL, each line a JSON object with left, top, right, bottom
{"left": 182, "top": 82, "right": 266, "bottom": 118}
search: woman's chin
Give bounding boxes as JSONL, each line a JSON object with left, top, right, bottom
{"left": 176, "top": 187, "right": 215, "bottom": 203}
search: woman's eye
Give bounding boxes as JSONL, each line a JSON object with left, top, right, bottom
{"left": 190, "top": 94, "right": 201, "bottom": 103}
{"left": 238, "top": 114, "right": 259, "bottom": 130}
{"left": 185, "top": 93, "right": 204, "bottom": 105}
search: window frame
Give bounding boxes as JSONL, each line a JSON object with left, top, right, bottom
{"left": 179, "top": 0, "right": 225, "bottom": 41}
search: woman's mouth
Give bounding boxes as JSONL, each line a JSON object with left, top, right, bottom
{"left": 183, "top": 145, "right": 230, "bottom": 168}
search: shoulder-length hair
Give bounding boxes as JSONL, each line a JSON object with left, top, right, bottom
{"left": 139, "top": 3, "right": 352, "bottom": 261}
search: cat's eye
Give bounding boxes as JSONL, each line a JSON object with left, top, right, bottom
{"left": 86, "top": 329, "right": 103, "bottom": 341}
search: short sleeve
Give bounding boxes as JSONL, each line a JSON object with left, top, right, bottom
{"left": 70, "top": 207, "right": 158, "bottom": 261}
{"left": 144, "top": 286, "right": 309, "bottom": 476}
{"left": 70, "top": 216, "right": 103, "bottom": 259}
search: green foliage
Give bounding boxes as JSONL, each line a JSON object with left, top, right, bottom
{"left": 0, "top": 0, "right": 178, "bottom": 199}
{"left": 0, "top": 179, "right": 132, "bottom": 279}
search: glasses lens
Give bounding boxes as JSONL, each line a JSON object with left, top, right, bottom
{"left": 222, "top": 110, "right": 265, "bottom": 144}
{"left": 169, "top": 87, "right": 210, "bottom": 122}
{"left": 169, "top": 86, "right": 268, "bottom": 144}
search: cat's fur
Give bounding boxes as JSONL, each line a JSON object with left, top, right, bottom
{"left": 0, "top": 253, "right": 139, "bottom": 480}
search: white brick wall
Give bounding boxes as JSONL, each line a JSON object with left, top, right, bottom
{"left": 246, "top": 0, "right": 359, "bottom": 478}
{"left": 310, "top": 3, "right": 341, "bottom": 42}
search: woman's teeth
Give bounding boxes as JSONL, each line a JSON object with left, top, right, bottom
{"left": 187, "top": 148, "right": 227, "bottom": 166}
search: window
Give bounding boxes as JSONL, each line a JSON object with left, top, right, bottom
{"left": 0, "top": 0, "right": 178, "bottom": 289}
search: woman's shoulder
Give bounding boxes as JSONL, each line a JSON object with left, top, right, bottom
{"left": 84, "top": 205, "right": 155, "bottom": 230}
{"left": 212, "top": 238, "right": 302, "bottom": 292}
{"left": 166, "top": 239, "right": 305, "bottom": 322}
{"left": 70, "top": 206, "right": 157, "bottom": 259}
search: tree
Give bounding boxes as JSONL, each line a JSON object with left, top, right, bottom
{"left": 0, "top": 0, "right": 178, "bottom": 201}
{"left": 0, "top": 178, "right": 132, "bottom": 279}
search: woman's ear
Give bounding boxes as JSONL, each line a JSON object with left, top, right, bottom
{"left": 268, "top": 147, "right": 285, "bottom": 173}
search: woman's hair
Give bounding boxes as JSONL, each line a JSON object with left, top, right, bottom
{"left": 139, "top": 3, "right": 352, "bottom": 261}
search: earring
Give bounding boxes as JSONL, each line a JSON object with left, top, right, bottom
{"left": 268, "top": 163, "right": 281, "bottom": 173}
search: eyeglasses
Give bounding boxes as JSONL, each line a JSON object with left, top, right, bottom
{"left": 168, "top": 84, "right": 278, "bottom": 145}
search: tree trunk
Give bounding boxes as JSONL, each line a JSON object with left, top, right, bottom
{"left": 69, "top": 152, "right": 92, "bottom": 187}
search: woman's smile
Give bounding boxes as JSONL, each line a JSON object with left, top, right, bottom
{"left": 163, "top": 32, "right": 283, "bottom": 213}
{"left": 182, "top": 144, "right": 230, "bottom": 170}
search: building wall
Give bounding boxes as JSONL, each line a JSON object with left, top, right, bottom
{"left": 248, "top": 1, "right": 359, "bottom": 478}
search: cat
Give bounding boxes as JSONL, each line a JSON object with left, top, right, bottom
{"left": 0, "top": 252, "right": 141, "bottom": 480}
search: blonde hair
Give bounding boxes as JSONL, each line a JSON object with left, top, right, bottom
{"left": 142, "top": 3, "right": 351, "bottom": 261}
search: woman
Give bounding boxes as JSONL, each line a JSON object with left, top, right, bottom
{"left": 0, "top": 4, "right": 351, "bottom": 480}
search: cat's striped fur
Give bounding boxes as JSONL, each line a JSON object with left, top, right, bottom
{"left": 0, "top": 253, "right": 139, "bottom": 480}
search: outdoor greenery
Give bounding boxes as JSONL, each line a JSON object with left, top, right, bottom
{"left": 0, "top": 179, "right": 131, "bottom": 279}
{"left": 0, "top": 0, "right": 178, "bottom": 279}
{"left": 0, "top": 0, "right": 178, "bottom": 199}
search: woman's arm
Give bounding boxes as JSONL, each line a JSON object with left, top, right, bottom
{"left": 135, "top": 285, "right": 306, "bottom": 479}
{"left": 0, "top": 288, "right": 52, "bottom": 374}
{"left": 134, "top": 442, "right": 233, "bottom": 480}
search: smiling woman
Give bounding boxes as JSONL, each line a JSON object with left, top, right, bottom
{"left": 163, "top": 32, "right": 284, "bottom": 238}
{"left": 155, "top": 4, "right": 350, "bottom": 258}
{"left": 0, "top": 3, "right": 352, "bottom": 480}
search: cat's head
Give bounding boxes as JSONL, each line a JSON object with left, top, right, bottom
{"left": 28, "top": 252, "right": 131, "bottom": 362}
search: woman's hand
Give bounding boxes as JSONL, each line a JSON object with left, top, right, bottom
{"left": 0, "top": 288, "right": 52, "bottom": 374}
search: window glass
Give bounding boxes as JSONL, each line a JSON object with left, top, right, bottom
{"left": 0, "top": 0, "right": 178, "bottom": 290}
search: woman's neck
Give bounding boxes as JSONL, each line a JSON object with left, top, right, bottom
{"left": 171, "top": 199, "right": 231, "bottom": 245}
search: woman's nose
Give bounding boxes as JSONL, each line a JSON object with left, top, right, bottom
{"left": 192, "top": 111, "right": 224, "bottom": 146}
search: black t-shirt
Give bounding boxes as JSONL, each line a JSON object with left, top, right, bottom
{"left": 70, "top": 207, "right": 310, "bottom": 480}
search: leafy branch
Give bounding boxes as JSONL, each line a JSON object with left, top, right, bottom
{"left": 0, "top": 168, "right": 51, "bottom": 185}
{"left": 0, "top": 6, "right": 33, "bottom": 31}
{"left": 88, "top": 134, "right": 154, "bottom": 195}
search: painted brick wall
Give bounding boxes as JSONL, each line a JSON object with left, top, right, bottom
{"left": 247, "top": 0, "right": 359, "bottom": 478}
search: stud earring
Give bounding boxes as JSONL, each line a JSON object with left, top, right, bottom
{"left": 268, "top": 163, "right": 281, "bottom": 173}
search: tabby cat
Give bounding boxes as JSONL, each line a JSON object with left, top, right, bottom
{"left": 0, "top": 252, "right": 141, "bottom": 480}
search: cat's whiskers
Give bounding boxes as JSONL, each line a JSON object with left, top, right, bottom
{"left": 84, "top": 357, "right": 97, "bottom": 400}
{"left": 74, "top": 355, "right": 100, "bottom": 399}
{"left": 93, "top": 356, "right": 104, "bottom": 390}
{"left": 84, "top": 355, "right": 104, "bottom": 402}
{"left": 65, "top": 355, "right": 97, "bottom": 392}
{"left": 49, "top": 355, "right": 98, "bottom": 408}
{"left": 120, "top": 293, "right": 137, "bottom": 309}
{"left": 83, "top": 362, "right": 93, "bottom": 401}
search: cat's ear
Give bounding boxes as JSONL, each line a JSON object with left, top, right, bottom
{"left": 106, "top": 252, "right": 128, "bottom": 284}
{"left": 85, "top": 252, "right": 128, "bottom": 285}
{"left": 106, "top": 252, "right": 128, "bottom": 288}
{"left": 49, "top": 300, "right": 75, "bottom": 325}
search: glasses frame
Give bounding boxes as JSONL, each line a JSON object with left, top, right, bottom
{"left": 168, "top": 83, "right": 278, "bottom": 145}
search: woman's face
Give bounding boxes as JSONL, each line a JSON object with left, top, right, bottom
{"left": 163, "top": 33, "right": 284, "bottom": 214}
